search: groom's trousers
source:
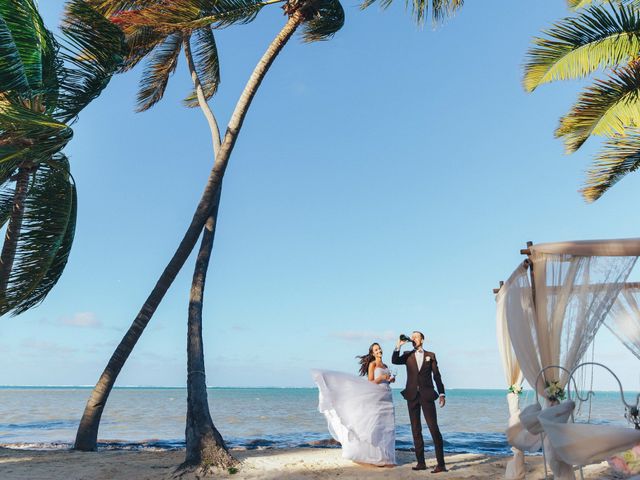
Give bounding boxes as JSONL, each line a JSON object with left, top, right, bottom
{"left": 407, "top": 394, "right": 445, "bottom": 467}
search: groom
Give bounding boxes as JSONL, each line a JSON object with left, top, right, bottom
{"left": 393, "top": 331, "right": 447, "bottom": 473}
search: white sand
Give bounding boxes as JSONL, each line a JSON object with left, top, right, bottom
{"left": 0, "top": 446, "right": 614, "bottom": 479}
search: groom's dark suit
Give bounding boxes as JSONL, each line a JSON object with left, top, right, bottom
{"left": 392, "top": 348, "right": 446, "bottom": 468}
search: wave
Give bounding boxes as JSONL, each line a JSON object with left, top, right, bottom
{"left": 1, "top": 431, "right": 517, "bottom": 456}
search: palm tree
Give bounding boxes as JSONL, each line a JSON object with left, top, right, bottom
{"left": 73, "top": 0, "right": 345, "bottom": 462}
{"left": 524, "top": 0, "right": 640, "bottom": 201}
{"left": 73, "top": 0, "right": 464, "bottom": 470}
{"left": 0, "top": 0, "right": 123, "bottom": 316}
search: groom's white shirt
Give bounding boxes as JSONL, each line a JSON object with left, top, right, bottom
{"left": 415, "top": 348, "right": 424, "bottom": 370}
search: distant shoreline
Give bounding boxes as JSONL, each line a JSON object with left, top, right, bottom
{"left": 0, "top": 385, "right": 635, "bottom": 393}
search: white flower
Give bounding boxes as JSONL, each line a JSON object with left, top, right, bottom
{"left": 509, "top": 384, "right": 523, "bottom": 395}
{"left": 425, "top": 356, "right": 431, "bottom": 362}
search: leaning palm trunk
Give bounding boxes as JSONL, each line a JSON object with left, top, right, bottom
{"left": 0, "top": 167, "right": 32, "bottom": 297}
{"left": 74, "top": 10, "right": 306, "bottom": 452}
{"left": 183, "top": 203, "right": 238, "bottom": 470}
{"left": 181, "top": 37, "right": 236, "bottom": 470}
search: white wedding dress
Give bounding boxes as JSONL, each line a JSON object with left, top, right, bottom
{"left": 311, "top": 368, "right": 396, "bottom": 466}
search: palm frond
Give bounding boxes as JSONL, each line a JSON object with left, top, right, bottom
{"left": 0, "top": 102, "right": 73, "bottom": 164}
{"left": 360, "top": 0, "right": 463, "bottom": 26}
{"left": 557, "top": 59, "right": 640, "bottom": 152}
{"left": 183, "top": 26, "right": 220, "bottom": 107}
{"left": 109, "top": 0, "right": 202, "bottom": 33}
{"left": 301, "top": 0, "right": 344, "bottom": 42}
{"left": 0, "top": 0, "right": 51, "bottom": 91}
{"left": 12, "top": 155, "right": 78, "bottom": 315}
{"left": 524, "top": 3, "right": 640, "bottom": 92}
{"left": 0, "top": 16, "right": 30, "bottom": 93}
{"left": 57, "top": 0, "right": 126, "bottom": 123}
{"left": 188, "top": 0, "right": 272, "bottom": 29}
{"left": 87, "top": 0, "right": 161, "bottom": 17}
{"left": 119, "top": 26, "right": 165, "bottom": 72}
{"left": 581, "top": 127, "right": 640, "bottom": 201}
{"left": 136, "top": 32, "right": 183, "bottom": 111}
{"left": 0, "top": 179, "right": 15, "bottom": 229}
{"left": 567, "top": 0, "right": 595, "bottom": 10}
{"left": 1, "top": 156, "right": 76, "bottom": 316}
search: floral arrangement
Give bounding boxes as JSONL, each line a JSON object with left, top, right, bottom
{"left": 544, "top": 380, "right": 566, "bottom": 402}
{"left": 508, "top": 384, "right": 523, "bottom": 395}
{"left": 608, "top": 443, "right": 640, "bottom": 475}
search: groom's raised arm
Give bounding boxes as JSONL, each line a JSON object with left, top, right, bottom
{"left": 392, "top": 348, "right": 407, "bottom": 365}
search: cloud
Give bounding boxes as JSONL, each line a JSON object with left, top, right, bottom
{"left": 21, "top": 339, "right": 77, "bottom": 355}
{"left": 59, "top": 312, "right": 102, "bottom": 328}
{"left": 330, "top": 330, "right": 397, "bottom": 342}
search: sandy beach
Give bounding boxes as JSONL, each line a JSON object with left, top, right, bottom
{"left": 0, "top": 446, "right": 614, "bottom": 480}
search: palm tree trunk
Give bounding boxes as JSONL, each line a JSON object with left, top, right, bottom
{"left": 74, "top": 10, "right": 305, "bottom": 452}
{"left": 0, "top": 167, "right": 31, "bottom": 299}
{"left": 180, "top": 36, "right": 236, "bottom": 470}
{"left": 183, "top": 206, "right": 238, "bottom": 470}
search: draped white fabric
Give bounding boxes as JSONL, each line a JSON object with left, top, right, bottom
{"left": 528, "top": 248, "right": 636, "bottom": 389}
{"left": 538, "top": 400, "right": 640, "bottom": 468}
{"left": 497, "top": 286, "right": 532, "bottom": 478}
{"left": 504, "top": 264, "right": 544, "bottom": 395}
{"left": 506, "top": 394, "right": 542, "bottom": 452}
{"left": 502, "top": 242, "right": 638, "bottom": 479}
{"left": 606, "top": 285, "right": 640, "bottom": 360}
{"left": 497, "top": 287, "right": 524, "bottom": 389}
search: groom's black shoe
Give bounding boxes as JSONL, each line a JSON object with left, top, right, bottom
{"left": 431, "top": 465, "right": 448, "bottom": 473}
{"left": 412, "top": 464, "right": 427, "bottom": 471}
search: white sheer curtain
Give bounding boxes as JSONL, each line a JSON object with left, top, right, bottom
{"left": 530, "top": 249, "right": 636, "bottom": 391}
{"left": 503, "top": 240, "right": 638, "bottom": 480}
{"left": 502, "top": 265, "right": 543, "bottom": 459}
{"left": 606, "top": 285, "right": 640, "bottom": 359}
{"left": 497, "top": 286, "right": 526, "bottom": 479}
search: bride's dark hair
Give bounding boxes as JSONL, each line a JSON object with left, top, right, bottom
{"left": 356, "top": 342, "right": 380, "bottom": 377}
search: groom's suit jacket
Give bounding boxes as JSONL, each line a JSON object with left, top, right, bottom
{"left": 392, "top": 349, "right": 445, "bottom": 402}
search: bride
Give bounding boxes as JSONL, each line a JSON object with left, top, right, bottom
{"left": 311, "top": 342, "right": 396, "bottom": 466}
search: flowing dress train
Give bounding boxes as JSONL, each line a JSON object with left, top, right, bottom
{"left": 311, "top": 368, "right": 396, "bottom": 465}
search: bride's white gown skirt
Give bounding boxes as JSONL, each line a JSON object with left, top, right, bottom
{"left": 311, "top": 369, "right": 396, "bottom": 466}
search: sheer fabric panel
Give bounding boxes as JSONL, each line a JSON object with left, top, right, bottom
{"left": 606, "top": 285, "right": 640, "bottom": 360}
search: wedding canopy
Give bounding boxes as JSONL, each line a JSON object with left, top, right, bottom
{"left": 496, "top": 238, "right": 640, "bottom": 479}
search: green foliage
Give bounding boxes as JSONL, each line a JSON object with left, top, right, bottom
{"left": 136, "top": 32, "right": 183, "bottom": 111}
{"left": 556, "top": 60, "right": 640, "bottom": 152}
{"left": 360, "top": 0, "right": 463, "bottom": 26}
{"left": 0, "top": 157, "right": 77, "bottom": 315}
{"left": 526, "top": 0, "right": 640, "bottom": 201}
{"left": 301, "top": 0, "right": 345, "bottom": 42}
{"left": 524, "top": 3, "right": 640, "bottom": 92}
{"left": 0, "top": 0, "right": 123, "bottom": 316}
{"left": 582, "top": 128, "right": 640, "bottom": 201}
{"left": 183, "top": 26, "right": 220, "bottom": 107}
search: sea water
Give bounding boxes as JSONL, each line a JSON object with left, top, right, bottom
{"left": 0, "top": 387, "right": 635, "bottom": 455}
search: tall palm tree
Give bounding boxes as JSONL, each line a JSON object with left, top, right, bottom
{"left": 524, "top": 0, "right": 640, "bottom": 201}
{"left": 0, "top": 0, "right": 123, "bottom": 316}
{"left": 73, "top": 0, "right": 464, "bottom": 470}
{"left": 73, "top": 0, "right": 345, "bottom": 461}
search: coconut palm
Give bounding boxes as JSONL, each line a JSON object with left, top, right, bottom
{"left": 524, "top": 0, "right": 640, "bottom": 201}
{"left": 73, "top": 0, "right": 464, "bottom": 470}
{"left": 0, "top": 0, "right": 123, "bottom": 316}
{"left": 73, "top": 0, "right": 345, "bottom": 464}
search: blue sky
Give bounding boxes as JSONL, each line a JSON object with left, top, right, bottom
{"left": 1, "top": 1, "right": 639, "bottom": 390}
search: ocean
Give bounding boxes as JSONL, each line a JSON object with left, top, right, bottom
{"left": 0, "top": 387, "right": 635, "bottom": 456}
